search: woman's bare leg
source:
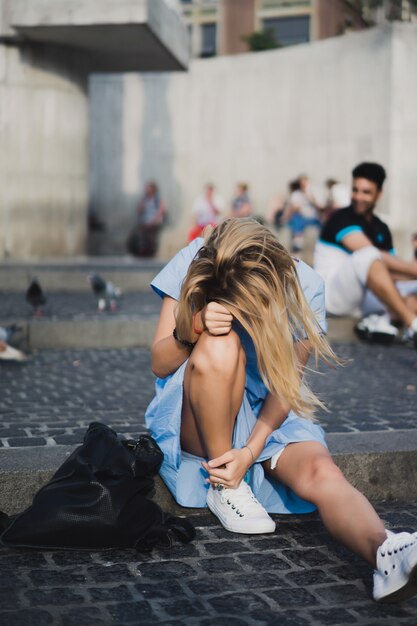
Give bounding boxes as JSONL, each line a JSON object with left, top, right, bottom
{"left": 180, "top": 330, "right": 246, "bottom": 459}
{"left": 267, "top": 441, "right": 386, "bottom": 566}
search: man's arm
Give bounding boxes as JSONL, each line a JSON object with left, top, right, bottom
{"left": 341, "top": 232, "right": 417, "bottom": 279}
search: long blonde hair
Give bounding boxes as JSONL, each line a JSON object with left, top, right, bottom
{"left": 176, "top": 218, "right": 337, "bottom": 418}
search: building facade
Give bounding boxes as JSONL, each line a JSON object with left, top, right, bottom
{"left": 180, "top": 0, "right": 369, "bottom": 58}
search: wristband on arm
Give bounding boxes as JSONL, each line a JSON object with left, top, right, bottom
{"left": 242, "top": 444, "right": 255, "bottom": 464}
{"left": 173, "top": 327, "right": 196, "bottom": 350}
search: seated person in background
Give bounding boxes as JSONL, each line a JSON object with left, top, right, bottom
{"left": 322, "top": 178, "right": 351, "bottom": 223}
{"left": 314, "top": 162, "right": 417, "bottom": 346}
{"left": 230, "top": 183, "right": 253, "bottom": 218}
{"left": 188, "top": 183, "right": 224, "bottom": 242}
{"left": 128, "top": 181, "right": 166, "bottom": 257}
{"left": 286, "top": 175, "right": 322, "bottom": 253}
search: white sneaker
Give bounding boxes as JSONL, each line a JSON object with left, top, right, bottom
{"left": 355, "top": 314, "right": 398, "bottom": 344}
{"left": 207, "top": 481, "right": 275, "bottom": 535}
{"left": 373, "top": 530, "right": 417, "bottom": 602}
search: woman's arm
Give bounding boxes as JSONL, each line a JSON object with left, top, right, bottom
{"left": 151, "top": 297, "right": 233, "bottom": 378}
{"left": 151, "top": 297, "right": 193, "bottom": 378}
{"left": 203, "top": 340, "right": 313, "bottom": 487}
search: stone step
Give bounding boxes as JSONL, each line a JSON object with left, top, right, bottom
{"left": 0, "top": 290, "right": 358, "bottom": 348}
{"left": 0, "top": 257, "right": 165, "bottom": 292}
{"left": 0, "top": 317, "right": 357, "bottom": 349}
{"left": 1, "top": 430, "right": 416, "bottom": 516}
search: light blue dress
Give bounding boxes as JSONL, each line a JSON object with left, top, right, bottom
{"left": 145, "top": 238, "right": 328, "bottom": 514}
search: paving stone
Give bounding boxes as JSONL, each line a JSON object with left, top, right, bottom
{"left": 0, "top": 608, "right": 54, "bottom": 626}
{"left": 313, "top": 583, "right": 365, "bottom": 604}
{"left": 198, "top": 619, "right": 253, "bottom": 626}
{"left": 236, "top": 552, "right": 293, "bottom": 572}
{"left": 309, "top": 608, "right": 358, "bottom": 624}
{"left": 285, "top": 568, "right": 335, "bottom": 586}
{"left": 25, "top": 587, "right": 85, "bottom": 606}
{"left": 203, "top": 540, "right": 249, "bottom": 555}
{"left": 135, "top": 560, "right": 197, "bottom": 580}
{"left": 62, "top": 606, "right": 106, "bottom": 626}
{"left": 86, "top": 563, "right": 136, "bottom": 583}
{"left": 0, "top": 589, "right": 23, "bottom": 610}
{"left": 106, "top": 601, "right": 154, "bottom": 622}
{"left": 29, "top": 569, "right": 87, "bottom": 586}
{"left": 134, "top": 580, "right": 185, "bottom": 600}
{"left": 207, "top": 592, "right": 272, "bottom": 619}
{"left": 88, "top": 584, "right": 133, "bottom": 603}
{"left": 197, "top": 556, "right": 239, "bottom": 574}
{"left": 283, "top": 547, "right": 338, "bottom": 568}
{"left": 264, "top": 586, "right": 319, "bottom": 607}
{"left": 157, "top": 598, "right": 208, "bottom": 619}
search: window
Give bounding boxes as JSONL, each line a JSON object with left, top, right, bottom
{"left": 201, "top": 23, "right": 217, "bottom": 57}
{"left": 262, "top": 15, "right": 310, "bottom": 46}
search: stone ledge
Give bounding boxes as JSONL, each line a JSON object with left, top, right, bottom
{"left": 1, "top": 430, "right": 417, "bottom": 515}
{"left": 0, "top": 316, "right": 356, "bottom": 349}
{"left": 0, "top": 263, "right": 164, "bottom": 292}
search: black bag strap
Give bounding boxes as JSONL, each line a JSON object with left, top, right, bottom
{"left": 165, "top": 516, "right": 196, "bottom": 544}
{"left": 134, "top": 516, "right": 196, "bottom": 553}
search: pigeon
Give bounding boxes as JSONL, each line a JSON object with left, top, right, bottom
{"left": 26, "top": 278, "right": 46, "bottom": 316}
{"left": 0, "top": 324, "right": 23, "bottom": 344}
{"left": 88, "top": 273, "right": 122, "bottom": 312}
{"left": 0, "top": 341, "right": 27, "bottom": 362}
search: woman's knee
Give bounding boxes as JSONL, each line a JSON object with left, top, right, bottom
{"left": 190, "top": 330, "right": 245, "bottom": 377}
{"left": 295, "top": 455, "right": 346, "bottom": 500}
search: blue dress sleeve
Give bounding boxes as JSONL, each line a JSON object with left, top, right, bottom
{"left": 295, "top": 260, "right": 328, "bottom": 338}
{"left": 151, "top": 238, "right": 204, "bottom": 301}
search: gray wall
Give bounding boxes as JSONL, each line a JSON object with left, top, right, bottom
{"left": 90, "top": 23, "right": 417, "bottom": 259}
{"left": 0, "top": 43, "right": 89, "bottom": 258}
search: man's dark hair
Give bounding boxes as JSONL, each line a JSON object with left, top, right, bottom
{"left": 352, "top": 162, "right": 386, "bottom": 190}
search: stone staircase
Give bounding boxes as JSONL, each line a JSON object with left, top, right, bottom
{"left": 1, "top": 258, "right": 416, "bottom": 516}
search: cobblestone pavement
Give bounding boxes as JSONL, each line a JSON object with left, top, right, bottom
{"left": 0, "top": 292, "right": 161, "bottom": 320}
{"left": 1, "top": 502, "right": 417, "bottom": 625}
{"left": 0, "top": 343, "right": 416, "bottom": 448}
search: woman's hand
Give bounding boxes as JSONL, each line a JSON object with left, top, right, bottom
{"left": 200, "top": 302, "right": 233, "bottom": 336}
{"left": 201, "top": 447, "right": 253, "bottom": 489}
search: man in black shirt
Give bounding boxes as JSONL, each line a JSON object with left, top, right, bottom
{"left": 314, "top": 162, "right": 417, "bottom": 345}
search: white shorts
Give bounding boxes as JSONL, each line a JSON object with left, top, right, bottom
{"left": 323, "top": 246, "right": 417, "bottom": 317}
{"left": 324, "top": 246, "right": 382, "bottom": 317}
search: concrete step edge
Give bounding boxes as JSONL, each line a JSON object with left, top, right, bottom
{"left": 1, "top": 435, "right": 417, "bottom": 515}
{"left": 0, "top": 317, "right": 357, "bottom": 349}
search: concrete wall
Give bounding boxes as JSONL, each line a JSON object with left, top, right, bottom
{"left": 0, "top": 0, "right": 188, "bottom": 259}
{"left": 90, "top": 23, "right": 417, "bottom": 258}
{"left": 0, "top": 43, "right": 89, "bottom": 258}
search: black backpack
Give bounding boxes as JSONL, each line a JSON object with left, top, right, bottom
{"left": 0, "top": 422, "right": 195, "bottom": 552}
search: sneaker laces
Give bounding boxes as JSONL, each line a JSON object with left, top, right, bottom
{"left": 379, "top": 531, "right": 417, "bottom": 559}
{"left": 219, "top": 482, "right": 266, "bottom": 518}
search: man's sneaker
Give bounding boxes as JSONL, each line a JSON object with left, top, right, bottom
{"left": 354, "top": 314, "right": 398, "bottom": 345}
{"left": 402, "top": 317, "right": 417, "bottom": 351}
{"left": 373, "top": 530, "right": 417, "bottom": 602}
{"left": 206, "top": 481, "right": 275, "bottom": 534}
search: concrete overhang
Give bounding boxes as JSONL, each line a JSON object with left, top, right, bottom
{"left": 0, "top": 0, "right": 189, "bottom": 72}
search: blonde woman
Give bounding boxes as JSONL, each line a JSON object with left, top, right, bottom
{"left": 145, "top": 218, "right": 417, "bottom": 603}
